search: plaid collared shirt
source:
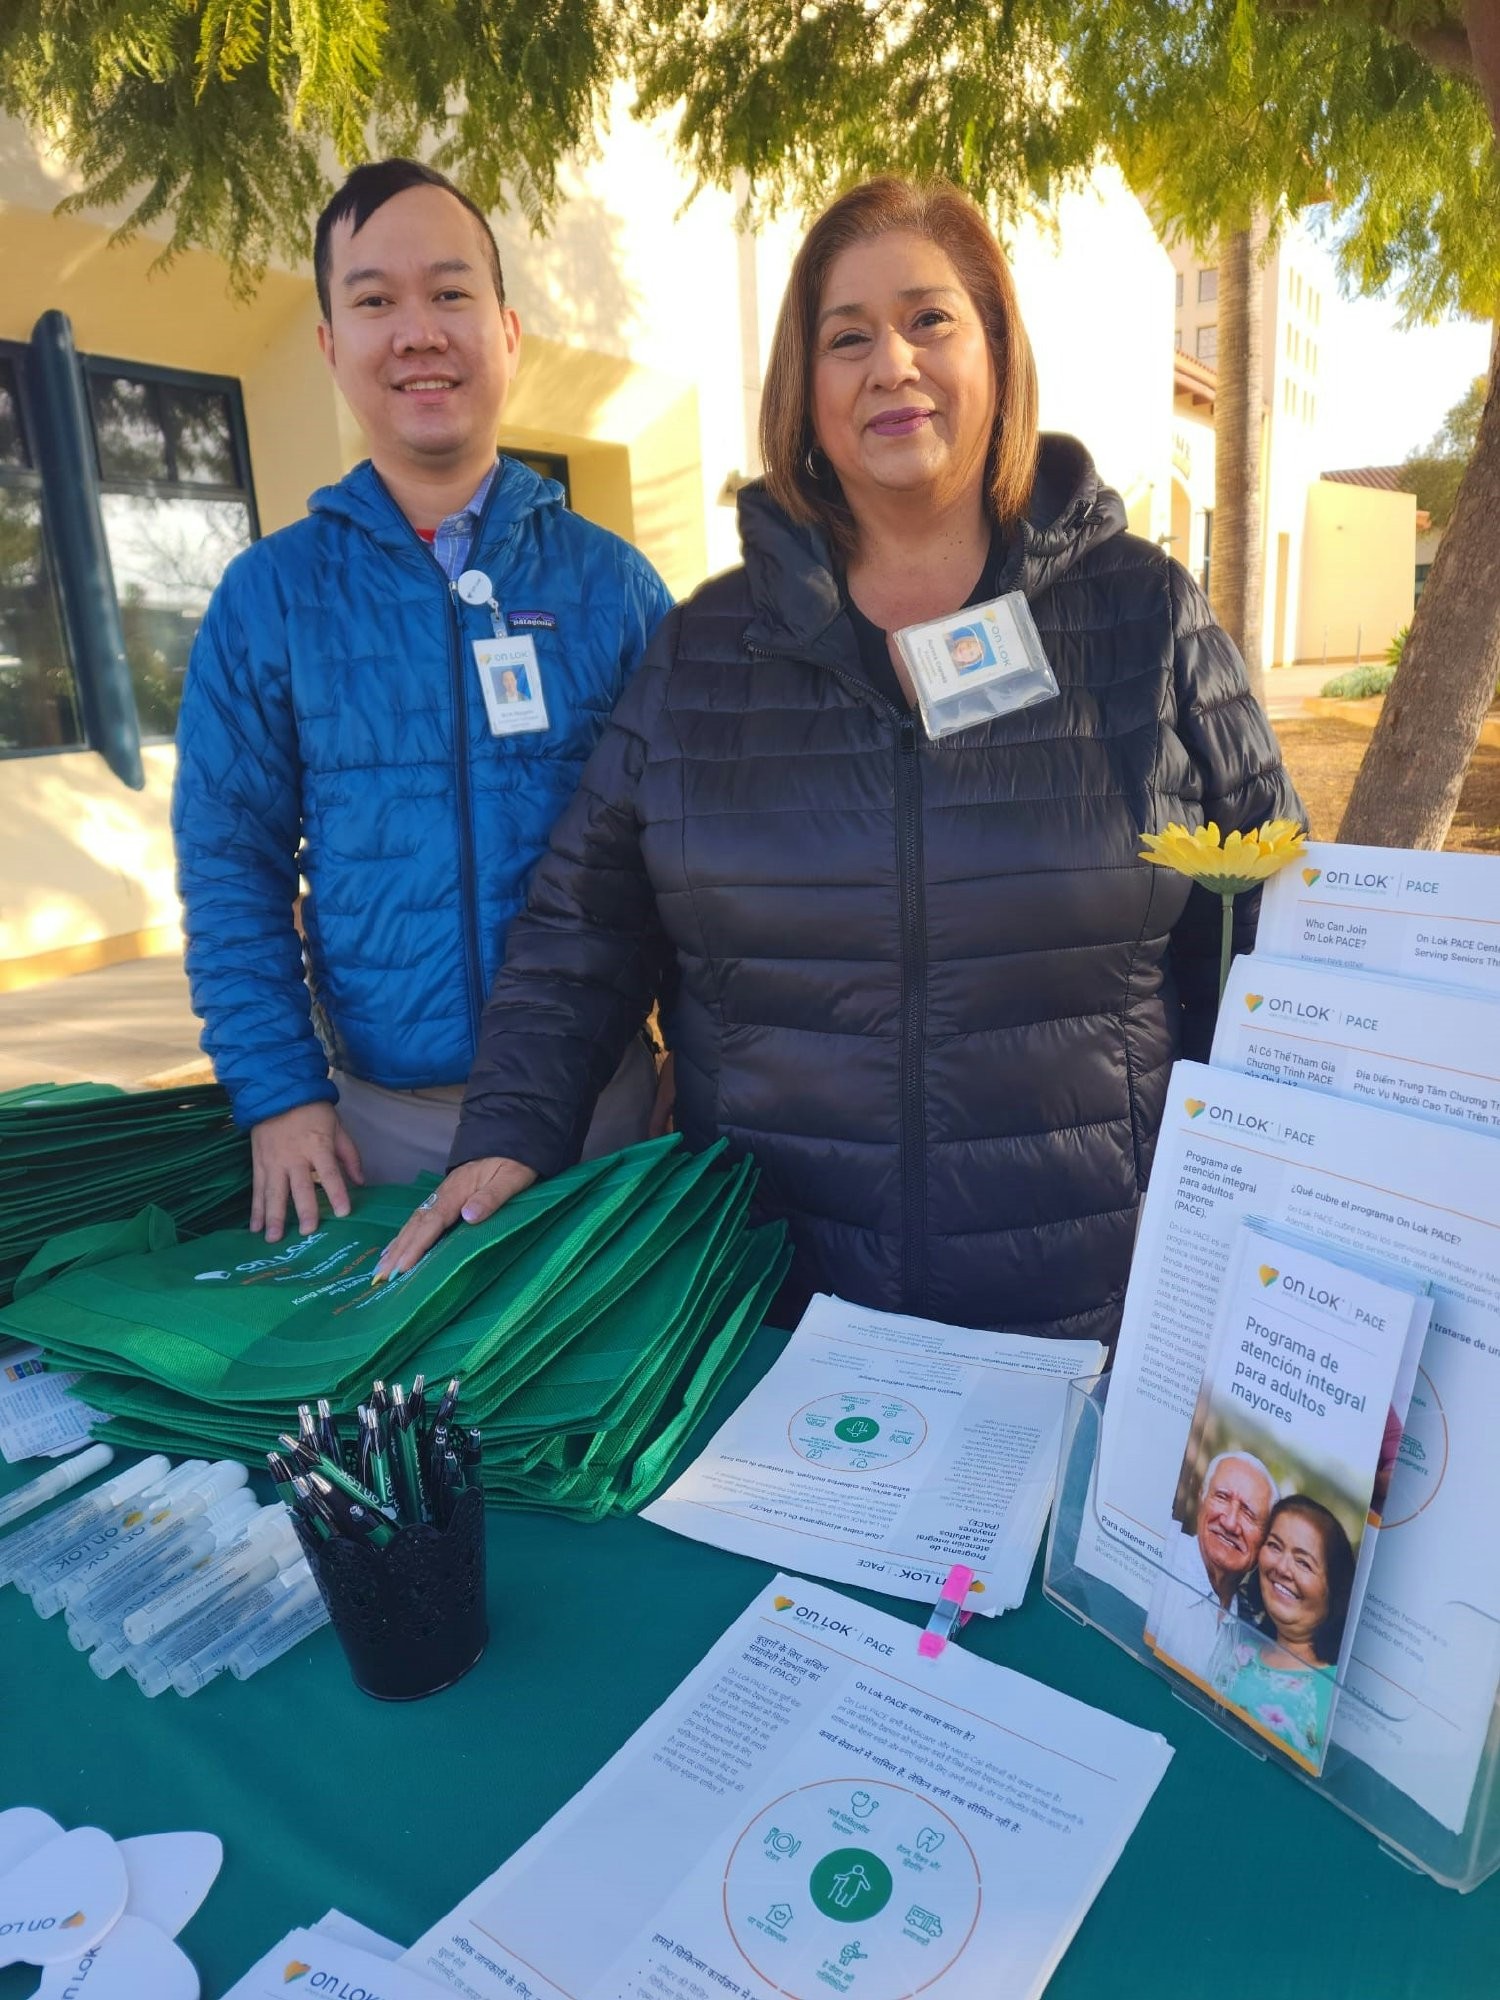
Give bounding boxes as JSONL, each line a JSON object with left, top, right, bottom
{"left": 429, "top": 458, "right": 500, "bottom": 582}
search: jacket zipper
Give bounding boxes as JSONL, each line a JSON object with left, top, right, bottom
{"left": 748, "top": 644, "right": 928, "bottom": 1312}
{"left": 373, "top": 469, "right": 507, "bottom": 1043}
{"left": 895, "top": 712, "right": 927, "bottom": 1316}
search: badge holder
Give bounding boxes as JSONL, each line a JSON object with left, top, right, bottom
{"left": 893, "top": 590, "right": 1059, "bottom": 740}
{"left": 1043, "top": 1372, "right": 1500, "bottom": 1892}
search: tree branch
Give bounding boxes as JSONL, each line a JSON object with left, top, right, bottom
{"left": 1268, "top": 0, "right": 1474, "bottom": 81}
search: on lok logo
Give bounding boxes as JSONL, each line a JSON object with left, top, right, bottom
{"left": 773, "top": 1596, "right": 795, "bottom": 1612}
{"left": 1302, "top": 868, "right": 1322, "bottom": 886}
{"left": 1184, "top": 1098, "right": 1206, "bottom": 1118}
{"left": 283, "top": 1965, "right": 311, "bottom": 1984}
{"left": 1258, "top": 1266, "right": 1279, "bottom": 1287}
{"left": 1244, "top": 993, "right": 1264, "bottom": 1012}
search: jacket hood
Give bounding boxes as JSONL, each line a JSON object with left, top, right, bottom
{"left": 738, "top": 432, "right": 1127, "bottom": 661}
{"left": 308, "top": 454, "right": 565, "bottom": 557}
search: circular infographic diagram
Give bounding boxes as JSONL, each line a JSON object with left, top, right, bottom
{"left": 1381, "top": 1365, "right": 1449, "bottom": 1529}
{"left": 787, "top": 1394, "right": 928, "bottom": 1473}
{"left": 722, "top": 1779, "right": 980, "bottom": 1998}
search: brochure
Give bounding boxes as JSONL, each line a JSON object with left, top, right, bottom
{"left": 0, "top": 1344, "right": 106, "bottom": 1463}
{"left": 642, "top": 1294, "right": 1104, "bottom": 1612}
{"left": 403, "top": 1574, "right": 1171, "bottom": 2000}
{"left": 1145, "top": 1224, "right": 1430, "bottom": 1775}
{"left": 1254, "top": 842, "right": 1500, "bottom": 994}
{"left": 1081, "top": 1061, "right": 1500, "bottom": 1832}
{"left": 222, "top": 1923, "right": 435, "bottom": 1998}
{"left": 1213, "top": 955, "right": 1500, "bottom": 1134}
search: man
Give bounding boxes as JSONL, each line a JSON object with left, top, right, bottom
{"left": 174, "top": 160, "right": 672, "bottom": 1240}
{"left": 1147, "top": 1450, "right": 1279, "bottom": 1688}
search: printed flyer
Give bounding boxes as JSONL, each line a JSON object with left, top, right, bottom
{"left": 1146, "top": 1225, "right": 1429, "bottom": 1775}
{"left": 1082, "top": 1061, "right": 1500, "bottom": 1832}
{"left": 643, "top": 1294, "right": 1104, "bottom": 1611}
{"left": 1212, "top": 955, "right": 1500, "bottom": 1135}
{"left": 1254, "top": 842, "right": 1500, "bottom": 995}
{"left": 402, "top": 1576, "right": 1171, "bottom": 2000}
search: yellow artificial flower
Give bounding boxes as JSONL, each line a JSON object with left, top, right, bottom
{"left": 1140, "top": 819, "right": 1306, "bottom": 896}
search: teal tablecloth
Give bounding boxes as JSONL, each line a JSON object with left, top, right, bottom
{"left": 1, "top": 1325, "right": 1496, "bottom": 1997}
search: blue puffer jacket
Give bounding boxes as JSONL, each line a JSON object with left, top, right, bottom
{"left": 173, "top": 456, "right": 672, "bottom": 1128}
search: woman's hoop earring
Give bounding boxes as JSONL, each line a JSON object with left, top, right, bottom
{"left": 804, "top": 443, "right": 826, "bottom": 480}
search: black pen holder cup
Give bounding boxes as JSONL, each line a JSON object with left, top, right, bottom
{"left": 292, "top": 1486, "right": 488, "bottom": 1700}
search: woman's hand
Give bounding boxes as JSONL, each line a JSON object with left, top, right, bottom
{"left": 373, "top": 1157, "right": 538, "bottom": 1281}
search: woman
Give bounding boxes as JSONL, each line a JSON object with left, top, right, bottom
{"left": 377, "top": 176, "right": 1299, "bottom": 1339}
{"left": 1220, "top": 1496, "right": 1355, "bottom": 1767}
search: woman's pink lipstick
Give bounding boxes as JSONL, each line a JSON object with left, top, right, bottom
{"left": 867, "top": 407, "right": 933, "bottom": 436}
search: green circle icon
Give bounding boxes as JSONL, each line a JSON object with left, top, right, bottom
{"left": 807, "top": 1847, "right": 893, "bottom": 1923}
{"left": 834, "top": 1416, "right": 881, "bottom": 1444}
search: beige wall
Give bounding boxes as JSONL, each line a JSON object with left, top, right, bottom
{"left": 1009, "top": 166, "right": 1174, "bottom": 545}
{"left": 1297, "top": 482, "right": 1415, "bottom": 666}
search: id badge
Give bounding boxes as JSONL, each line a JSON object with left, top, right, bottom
{"left": 473, "top": 635, "right": 550, "bottom": 737}
{"left": 893, "top": 590, "right": 1059, "bottom": 740}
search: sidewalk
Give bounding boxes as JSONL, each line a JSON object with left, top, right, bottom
{"left": 1261, "top": 665, "right": 1332, "bottom": 723}
{"left": 0, "top": 953, "right": 210, "bottom": 1094}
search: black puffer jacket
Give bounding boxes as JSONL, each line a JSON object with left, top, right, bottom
{"left": 453, "top": 437, "right": 1299, "bottom": 1342}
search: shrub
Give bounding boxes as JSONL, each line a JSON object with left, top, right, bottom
{"left": 1320, "top": 663, "right": 1398, "bottom": 700}
{"left": 1385, "top": 625, "right": 1409, "bottom": 668}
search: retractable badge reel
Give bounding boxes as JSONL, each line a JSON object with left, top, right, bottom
{"left": 456, "top": 568, "right": 550, "bottom": 738}
{"left": 893, "top": 590, "right": 1059, "bottom": 740}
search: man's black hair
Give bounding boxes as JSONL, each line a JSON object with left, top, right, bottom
{"left": 313, "top": 159, "right": 506, "bottom": 321}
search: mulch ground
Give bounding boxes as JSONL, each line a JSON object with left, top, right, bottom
{"left": 1273, "top": 718, "right": 1500, "bottom": 854}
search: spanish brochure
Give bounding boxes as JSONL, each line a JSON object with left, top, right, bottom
{"left": 643, "top": 1294, "right": 1103, "bottom": 1612}
{"left": 401, "top": 1575, "right": 1171, "bottom": 2000}
{"left": 1083, "top": 1060, "right": 1500, "bottom": 1833}
{"left": 1144, "top": 1222, "right": 1431, "bottom": 1775}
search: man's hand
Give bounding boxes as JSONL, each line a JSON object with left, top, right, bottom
{"left": 251, "top": 1102, "right": 365, "bottom": 1243}
{"left": 373, "top": 1157, "right": 539, "bottom": 1282}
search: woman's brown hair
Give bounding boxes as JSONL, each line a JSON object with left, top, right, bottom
{"left": 760, "top": 176, "right": 1039, "bottom": 557}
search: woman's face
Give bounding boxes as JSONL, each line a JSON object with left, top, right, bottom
{"left": 810, "top": 228, "right": 997, "bottom": 522}
{"left": 1258, "top": 1511, "right": 1331, "bottom": 1653}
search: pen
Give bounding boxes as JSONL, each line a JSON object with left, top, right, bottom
{"left": 408, "top": 1374, "right": 427, "bottom": 1433}
{"left": 390, "top": 1384, "right": 425, "bottom": 1524}
{"left": 307, "top": 1472, "right": 395, "bottom": 1550}
{"left": 440, "top": 1448, "right": 463, "bottom": 1526}
{"left": 461, "top": 1428, "right": 484, "bottom": 1493}
{"left": 297, "top": 1403, "right": 318, "bottom": 1451}
{"left": 433, "top": 1376, "right": 461, "bottom": 1431}
{"left": 361, "top": 1405, "right": 395, "bottom": 1512}
{"left": 316, "top": 1398, "right": 344, "bottom": 1468}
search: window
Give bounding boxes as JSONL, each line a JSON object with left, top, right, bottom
{"left": 1195, "top": 323, "right": 1218, "bottom": 366}
{"left": 1198, "top": 268, "right": 1218, "bottom": 305}
{"left": 1175, "top": 272, "right": 1184, "bottom": 309}
{"left": 1416, "top": 562, "right": 1432, "bottom": 602}
{"left": 85, "top": 362, "right": 257, "bottom": 739}
{"left": 0, "top": 348, "right": 83, "bottom": 756}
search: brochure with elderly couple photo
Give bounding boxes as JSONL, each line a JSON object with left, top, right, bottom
{"left": 1145, "top": 1224, "right": 1431, "bottom": 1774}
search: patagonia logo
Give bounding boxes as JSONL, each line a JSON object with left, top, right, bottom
{"left": 508, "top": 610, "right": 556, "bottom": 631}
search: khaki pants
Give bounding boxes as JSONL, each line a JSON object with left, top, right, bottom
{"left": 331, "top": 1036, "right": 658, "bottom": 1186}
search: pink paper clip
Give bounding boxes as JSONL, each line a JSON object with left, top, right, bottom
{"left": 918, "top": 1563, "right": 975, "bottom": 1658}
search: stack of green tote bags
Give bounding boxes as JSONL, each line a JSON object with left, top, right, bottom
{"left": 0, "top": 1081, "right": 251, "bottom": 1307}
{"left": 1, "top": 1134, "right": 789, "bottom": 1521}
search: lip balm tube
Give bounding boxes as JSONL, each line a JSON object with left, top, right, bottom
{"left": 135, "top": 1550, "right": 308, "bottom": 1697}
{"left": 0, "top": 1444, "right": 114, "bottom": 1531}
{"left": 66, "top": 1496, "right": 260, "bottom": 1651}
{"left": 227, "top": 1585, "right": 331, "bottom": 1681}
{"left": 121, "top": 1508, "right": 291, "bottom": 1646}
{"left": 0, "top": 1456, "right": 169, "bottom": 1586}
{"left": 37, "top": 1462, "right": 249, "bottom": 1615}
{"left": 168, "top": 1564, "right": 317, "bottom": 1697}
{"left": 15, "top": 1459, "right": 210, "bottom": 1600}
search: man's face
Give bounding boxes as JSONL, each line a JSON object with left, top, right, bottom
{"left": 317, "top": 184, "right": 520, "bottom": 472}
{"left": 1197, "top": 1457, "right": 1273, "bottom": 1593}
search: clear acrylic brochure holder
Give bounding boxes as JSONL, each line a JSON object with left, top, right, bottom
{"left": 1044, "top": 1371, "right": 1500, "bottom": 1891}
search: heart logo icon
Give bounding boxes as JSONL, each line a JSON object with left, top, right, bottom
{"left": 1303, "top": 868, "right": 1322, "bottom": 886}
{"left": 773, "top": 1596, "right": 794, "bottom": 1612}
{"left": 1245, "top": 993, "right": 1264, "bottom": 1012}
{"left": 1184, "top": 1098, "right": 1206, "bottom": 1118}
{"left": 283, "top": 1965, "right": 311, "bottom": 1984}
{"left": 1258, "top": 1266, "right": 1279, "bottom": 1287}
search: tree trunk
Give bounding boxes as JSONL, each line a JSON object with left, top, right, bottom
{"left": 1210, "top": 219, "right": 1266, "bottom": 705}
{"left": 1339, "top": 339, "right": 1500, "bottom": 847}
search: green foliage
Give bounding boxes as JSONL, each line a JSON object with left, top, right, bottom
{"left": 0, "top": 0, "right": 621, "bottom": 295}
{"left": 1398, "top": 377, "right": 1486, "bottom": 526}
{"left": 1385, "top": 624, "right": 1410, "bottom": 667}
{"left": 1321, "top": 661, "right": 1398, "bottom": 697}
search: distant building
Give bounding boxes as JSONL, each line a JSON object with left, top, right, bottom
{"left": 1168, "top": 223, "right": 1414, "bottom": 676}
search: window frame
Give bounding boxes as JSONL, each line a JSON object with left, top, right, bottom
{"left": 0, "top": 338, "right": 86, "bottom": 763}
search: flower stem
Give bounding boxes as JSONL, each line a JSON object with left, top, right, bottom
{"left": 1219, "top": 893, "right": 1235, "bottom": 1004}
